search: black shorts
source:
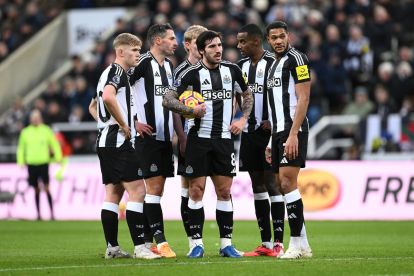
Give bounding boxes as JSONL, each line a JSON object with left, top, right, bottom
{"left": 185, "top": 136, "right": 236, "bottom": 177}
{"left": 97, "top": 141, "right": 140, "bottom": 185}
{"left": 28, "top": 164, "right": 49, "bottom": 188}
{"left": 271, "top": 131, "right": 308, "bottom": 173}
{"left": 177, "top": 137, "right": 186, "bottom": 176}
{"left": 239, "top": 128, "right": 272, "bottom": 172}
{"left": 135, "top": 135, "right": 174, "bottom": 178}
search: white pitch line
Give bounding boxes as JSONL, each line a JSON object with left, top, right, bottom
{"left": 0, "top": 257, "right": 413, "bottom": 273}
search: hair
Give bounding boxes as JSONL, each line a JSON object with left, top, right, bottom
{"left": 196, "top": 30, "right": 222, "bottom": 52}
{"left": 147, "top": 23, "right": 173, "bottom": 46}
{"left": 113, "top": 33, "right": 142, "bottom": 49}
{"left": 184, "top": 25, "right": 208, "bottom": 42}
{"left": 238, "top": 23, "right": 263, "bottom": 41}
{"left": 265, "top": 21, "right": 289, "bottom": 35}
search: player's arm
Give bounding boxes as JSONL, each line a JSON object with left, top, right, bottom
{"left": 88, "top": 97, "right": 98, "bottom": 121}
{"left": 102, "top": 84, "right": 131, "bottom": 139}
{"left": 48, "top": 128, "right": 62, "bottom": 163}
{"left": 284, "top": 57, "right": 311, "bottom": 160}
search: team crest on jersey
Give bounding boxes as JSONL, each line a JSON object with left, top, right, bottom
{"left": 223, "top": 75, "right": 231, "bottom": 84}
{"left": 127, "top": 68, "right": 134, "bottom": 75}
{"left": 185, "top": 165, "right": 193, "bottom": 174}
{"left": 173, "top": 79, "right": 181, "bottom": 87}
{"left": 167, "top": 72, "right": 172, "bottom": 79}
{"left": 112, "top": 75, "right": 120, "bottom": 84}
{"left": 257, "top": 69, "right": 264, "bottom": 78}
{"left": 150, "top": 164, "right": 158, "bottom": 172}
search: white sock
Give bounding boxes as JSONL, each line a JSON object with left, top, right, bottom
{"left": 193, "top": 238, "right": 204, "bottom": 247}
{"left": 300, "top": 223, "right": 311, "bottom": 249}
{"left": 135, "top": 244, "right": 145, "bottom": 251}
{"left": 262, "top": 241, "right": 273, "bottom": 249}
{"left": 289, "top": 236, "right": 301, "bottom": 249}
{"left": 220, "top": 238, "right": 232, "bottom": 249}
{"left": 188, "top": 237, "right": 194, "bottom": 248}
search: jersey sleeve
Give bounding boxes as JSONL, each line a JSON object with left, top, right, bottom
{"left": 173, "top": 69, "right": 195, "bottom": 96}
{"left": 232, "top": 64, "right": 248, "bottom": 94}
{"left": 129, "top": 59, "right": 146, "bottom": 85}
{"left": 288, "top": 52, "right": 311, "bottom": 84}
{"left": 105, "top": 65, "right": 123, "bottom": 91}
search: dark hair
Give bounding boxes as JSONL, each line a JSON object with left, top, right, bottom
{"left": 196, "top": 30, "right": 222, "bottom": 52}
{"left": 265, "top": 21, "right": 288, "bottom": 35}
{"left": 147, "top": 23, "right": 173, "bottom": 45}
{"left": 239, "top": 24, "right": 263, "bottom": 41}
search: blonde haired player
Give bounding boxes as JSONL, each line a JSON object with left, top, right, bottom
{"left": 172, "top": 25, "right": 208, "bottom": 255}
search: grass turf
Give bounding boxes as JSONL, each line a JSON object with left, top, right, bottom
{"left": 0, "top": 220, "right": 413, "bottom": 275}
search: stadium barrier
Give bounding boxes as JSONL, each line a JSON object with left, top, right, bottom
{"left": 0, "top": 160, "right": 413, "bottom": 220}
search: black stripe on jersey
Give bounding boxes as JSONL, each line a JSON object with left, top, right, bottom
{"left": 160, "top": 66, "right": 170, "bottom": 141}
{"left": 210, "top": 69, "right": 224, "bottom": 138}
{"left": 282, "top": 61, "right": 292, "bottom": 130}
{"left": 247, "top": 63, "right": 257, "bottom": 132}
{"left": 267, "top": 62, "right": 278, "bottom": 134}
{"left": 105, "top": 124, "right": 119, "bottom": 147}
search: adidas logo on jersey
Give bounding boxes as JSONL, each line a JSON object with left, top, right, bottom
{"left": 280, "top": 157, "right": 288, "bottom": 164}
{"left": 154, "top": 71, "right": 160, "bottom": 77}
{"left": 202, "top": 79, "right": 210, "bottom": 85}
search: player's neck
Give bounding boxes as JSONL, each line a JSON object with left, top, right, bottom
{"left": 113, "top": 59, "right": 129, "bottom": 72}
{"left": 202, "top": 59, "right": 219, "bottom": 70}
{"left": 250, "top": 48, "right": 265, "bottom": 65}
{"left": 150, "top": 48, "right": 166, "bottom": 66}
{"left": 187, "top": 54, "right": 199, "bottom": 65}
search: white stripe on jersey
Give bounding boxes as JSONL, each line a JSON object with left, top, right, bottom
{"left": 189, "top": 68, "right": 212, "bottom": 136}
{"left": 220, "top": 66, "right": 233, "bottom": 138}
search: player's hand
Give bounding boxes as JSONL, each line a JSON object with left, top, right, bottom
{"left": 179, "top": 135, "right": 187, "bottom": 156}
{"left": 260, "top": 120, "right": 271, "bottom": 131}
{"left": 135, "top": 121, "right": 153, "bottom": 137}
{"left": 229, "top": 117, "right": 247, "bottom": 135}
{"left": 192, "top": 103, "right": 206, "bottom": 118}
{"left": 265, "top": 147, "right": 272, "bottom": 164}
{"left": 119, "top": 124, "right": 131, "bottom": 139}
{"left": 284, "top": 134, "right": 298, "bottom": 160}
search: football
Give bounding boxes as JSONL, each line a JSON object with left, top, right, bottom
{"left": 178, "top": 90, "right": 204, "bottom": 118}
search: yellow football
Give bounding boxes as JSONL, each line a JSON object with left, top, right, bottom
{"left": 178, "top": 90, "right": 204, "bottom": 118}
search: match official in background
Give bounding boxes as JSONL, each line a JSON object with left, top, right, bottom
{"left": 266, "top": 21, "right": 312, "bottom": 259}
{"left": 236, "top": 24, "right": 285, "bottom": 258}
{"left": 17, "top": 109, "right": 62, "bottom": 221}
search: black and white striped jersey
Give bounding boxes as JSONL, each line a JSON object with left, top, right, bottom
{"left": 173, "top": 59, "right": 193, "bottom": 132}
{"left": 129, "top": 52, "right": 174, "bottom": 142}
{"left": 237, "top": 50, "right": 275, "bottom": 133}
{"left": 267, "top": 47, "right": 311, "bottom": 134}
{"left": 96, "top": 63, "right": 135, "bottom": 148}
{"left": 174, "top": 60, "right": 248, "bottom": 139}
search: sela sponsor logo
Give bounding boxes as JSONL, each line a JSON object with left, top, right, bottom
{"left": 296, "top": 65, "right": 310, "bottom": 80}
{"left": 267, "top": 77, "right": 281, "bottom": 88}
{"left": 298, "top": 169, "right": 341, "bottom": 211}
{"left": 248, "top": 83, "right": 264, "bottom": 94}
{"left": 201, "top": 89, "right": 232, "bottom": 100}
{"left": 155, "top": 85, "right": 170, "bottom": 96}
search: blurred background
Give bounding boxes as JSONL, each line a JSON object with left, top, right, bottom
{"left": 0, "top": 0, "right": 414, "bottom": 220}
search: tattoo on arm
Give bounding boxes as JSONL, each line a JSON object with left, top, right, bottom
{"left": 240, "top": 89, "right": 253, "bottom": 118}
{"left": 163, "top": 89, "right": 194, "bottom": 116}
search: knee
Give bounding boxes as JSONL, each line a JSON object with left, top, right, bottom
{"left": 216, "top": 186, "right": 231, "bottom": 201}
{"left": 252, "top": 184, "right": 267, "bottom": 194}
{"left": 189, "top": 185, "right": 204, "bottom": 201}
{"left": 146, "top": 183, "right": 163, "bottom": 196}
{"left": 279, "top": 176, "right": 293, "bottom": 194}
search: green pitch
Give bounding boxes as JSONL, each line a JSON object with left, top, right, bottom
{"left": 0, "top": 220, "right": 413, "bottom": 275}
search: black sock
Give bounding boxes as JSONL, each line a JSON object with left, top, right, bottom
{"left": 285, "top": 190, "right": 304, "bottom": 237}
{"left": 254, "top": 197, "right": 271, "bottom": 243}
{"left": 125, "top": 203, "right": 145, "bottom": 246}
{"left": 271, "top": 199, "right": 285, "bottom": 243}
{"left": 101, "top": 204, "right": 119, "bottom": 247}
{"left": 181, "top": 196, "right": 191, "bottom": 237}
{"left": 216, "top": 200, "right": 233, "bottom": 239}
{"left": 35, "top": 191, "right": 40, "bottom": 219}
{"left": 46, "top": 191, "right": 54, "bottom": 219}
{"left": 143, "top": 203, "right": 153, "bottom": 243}
{"left": 144, "top": 202, "right": 166, "bottom": 244}
{"left": 188, "top": 202, "right": 204, "bottom": 240}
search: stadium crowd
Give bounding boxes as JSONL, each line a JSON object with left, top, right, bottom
{"left": 1, "top": 0, "right": 414, "bottom": 159}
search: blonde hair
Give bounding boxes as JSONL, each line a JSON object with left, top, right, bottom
{"left": 113, "top": 33, "right": 142, "bottom": 49}
{"left": 184, "top": 25, "right": 207, "bottom": 42}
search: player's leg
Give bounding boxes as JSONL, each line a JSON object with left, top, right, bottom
{"left": 212, "top": 138, "right": 241, "bottom": 258}
{"left": 267, "top": 170, "right": 285, "bottom": 257}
